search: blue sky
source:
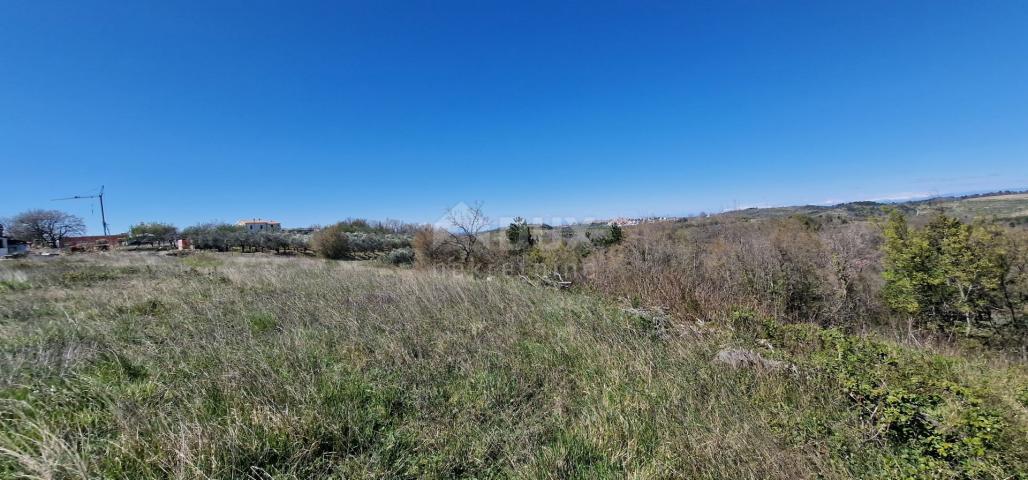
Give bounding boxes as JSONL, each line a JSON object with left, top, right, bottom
{"left": 3, "top": 1, "right": 1027, "bottom": 233}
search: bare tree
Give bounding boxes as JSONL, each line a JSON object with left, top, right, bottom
{"left": 446, "top": 202, "right": 489, "bottom": 265}
{"left": 8, "top": 209, "right": 87, "bottom": 247}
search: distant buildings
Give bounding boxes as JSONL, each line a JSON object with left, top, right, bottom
{"left": 607, "top": 216, "right": 678, "bottom": 227}
{"left": 0, "top": 225, "right": 29, "bottom": 257}
{"left": 237, "top": 219, "right": 281, "bottom": 232}
{"left": 0, "top": 234, "right": 30, "bottom": 257}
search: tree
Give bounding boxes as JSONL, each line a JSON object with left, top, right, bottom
{"left": 7, "top": 209, "right": 86, "bottom": 247}
{"left": 446, "top": 202, "right": 489, "bottom": 265}
{"left": 933, "top": 217, "right": 1004, "bottom": 334}
{"left": 882, "top": 210, "right": 939, "bottom": 321}
{"left": 506, "top": 217, "right": 535, "bottom": 253}
{"left": 609, "top": 224, "right": 624, "bottom": 244}
{"left": 129, "top": 222, "right": 178, "bottom": 246}
{"left": 882, "top": 211, "right": 1016, "bottom": 335}
{"left": 182, "top": 222, "right": 240, "bottom": 251}
{"left": 311, "top": 223, "right": 351, "bottom": 259}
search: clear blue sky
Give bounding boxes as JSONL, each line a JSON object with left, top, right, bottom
{"left": 3, "top": 1, "right": 1027, "bottom": 233}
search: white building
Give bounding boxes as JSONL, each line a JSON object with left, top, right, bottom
{"left": 237, "top": 219, "right": 282, "bottom": 232}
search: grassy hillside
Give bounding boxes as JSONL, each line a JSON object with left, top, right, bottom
{"left": 912, "top": 193, "right": 1028, "bottom": 225}
{"left": 2, "top": 254, "right": 1026, "bottom": 478}
{"left": 715, "top": 191, "right": 1028, "bottom": 225}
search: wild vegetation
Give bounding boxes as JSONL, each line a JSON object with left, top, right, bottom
{"left": 2, "top": 193, "right": 1028, "bottom": 478}
{"left": 411, "top": 199, "right": 1028, "bottom": 356}
{"left": 883, "top": 212, "right": 1027, "bottom": 342}
{"left": 2, "top": 254, "right": 1026, "bottom": 478}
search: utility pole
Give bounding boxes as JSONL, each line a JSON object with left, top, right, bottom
{"left": 53, "top": 185, "right": 109, "bottom": 235}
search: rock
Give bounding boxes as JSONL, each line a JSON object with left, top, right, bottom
{"left": 713, "top": 348, "right": 796, "bottom": 373}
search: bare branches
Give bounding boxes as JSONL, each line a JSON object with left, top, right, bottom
{"left": 7, "top": 209, "right": 86, "bottom": 247}
{"left": 446, "top": 202, "right": 489, "bottom": 265}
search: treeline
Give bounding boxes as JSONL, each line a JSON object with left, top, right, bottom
{"left": 121, "top": 219, "right": 417, "bottom": 261}
{"left": 164, "top": 219, "right": 418, "bottom": 259}
{"left": 180, "top": 223, "right": 310, "bottom": 253}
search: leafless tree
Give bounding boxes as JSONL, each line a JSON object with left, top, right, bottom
{"left": 8, "top": 209, "right": 87, "bottom": 247}
{"left": 447, "top": 202, "right": 489, "bottom": 265}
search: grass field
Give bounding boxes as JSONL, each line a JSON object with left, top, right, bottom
{"left": 920, "top": 193, "right": 1028, "bottom": 223}
{"left": 2, "top": 253, "right": 1027, "bottom": 478}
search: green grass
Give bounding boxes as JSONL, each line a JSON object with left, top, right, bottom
{"left": 1, "top": 253, "right": 1026, "bottom": 478}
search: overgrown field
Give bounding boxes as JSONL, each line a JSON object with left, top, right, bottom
{"left": 1, "top": 253, "right": 1027, "bottom": 478}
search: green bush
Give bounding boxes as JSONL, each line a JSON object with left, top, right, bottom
{"left": 752, "top": 318, "right": 1024, "bottom": 478}
{"left": 590, "top": 224, "right": 624, "bottom": 247}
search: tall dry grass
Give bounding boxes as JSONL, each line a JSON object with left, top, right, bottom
{"left": 0, "top": 252, "right": 1025, "bottom": 478}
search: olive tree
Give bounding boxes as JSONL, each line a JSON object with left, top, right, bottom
{"left": 129, "top": 222, "right": 179, "bottom": 246}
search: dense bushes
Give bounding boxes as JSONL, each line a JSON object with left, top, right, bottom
{"left": 739, "top": 315, "right": 1028, "bottom": 478}
{"left": 584, "top": 219, "right": 885, "bottom": 326}
{"left": 408, "top": 208, "right": 1028, "bottom": 348}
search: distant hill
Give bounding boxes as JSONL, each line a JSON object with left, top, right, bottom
{"left": 714, "top": 190, "right": 1028, "bottom": 226}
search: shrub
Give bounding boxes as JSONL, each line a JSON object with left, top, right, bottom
{"left": 590, "top": 224, "right": 624, "bottom": 247}
{"left": 382, "top": 247, "right": 415, "bottom": 266}
{"left": 412, "top": 226, "right": 459, "bottom": 267}
{"left": 311, "top": 224, "right": 351, "bottom": 260}
{"left": 753, "top": 319, "right": 1020, "bottom": 478}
